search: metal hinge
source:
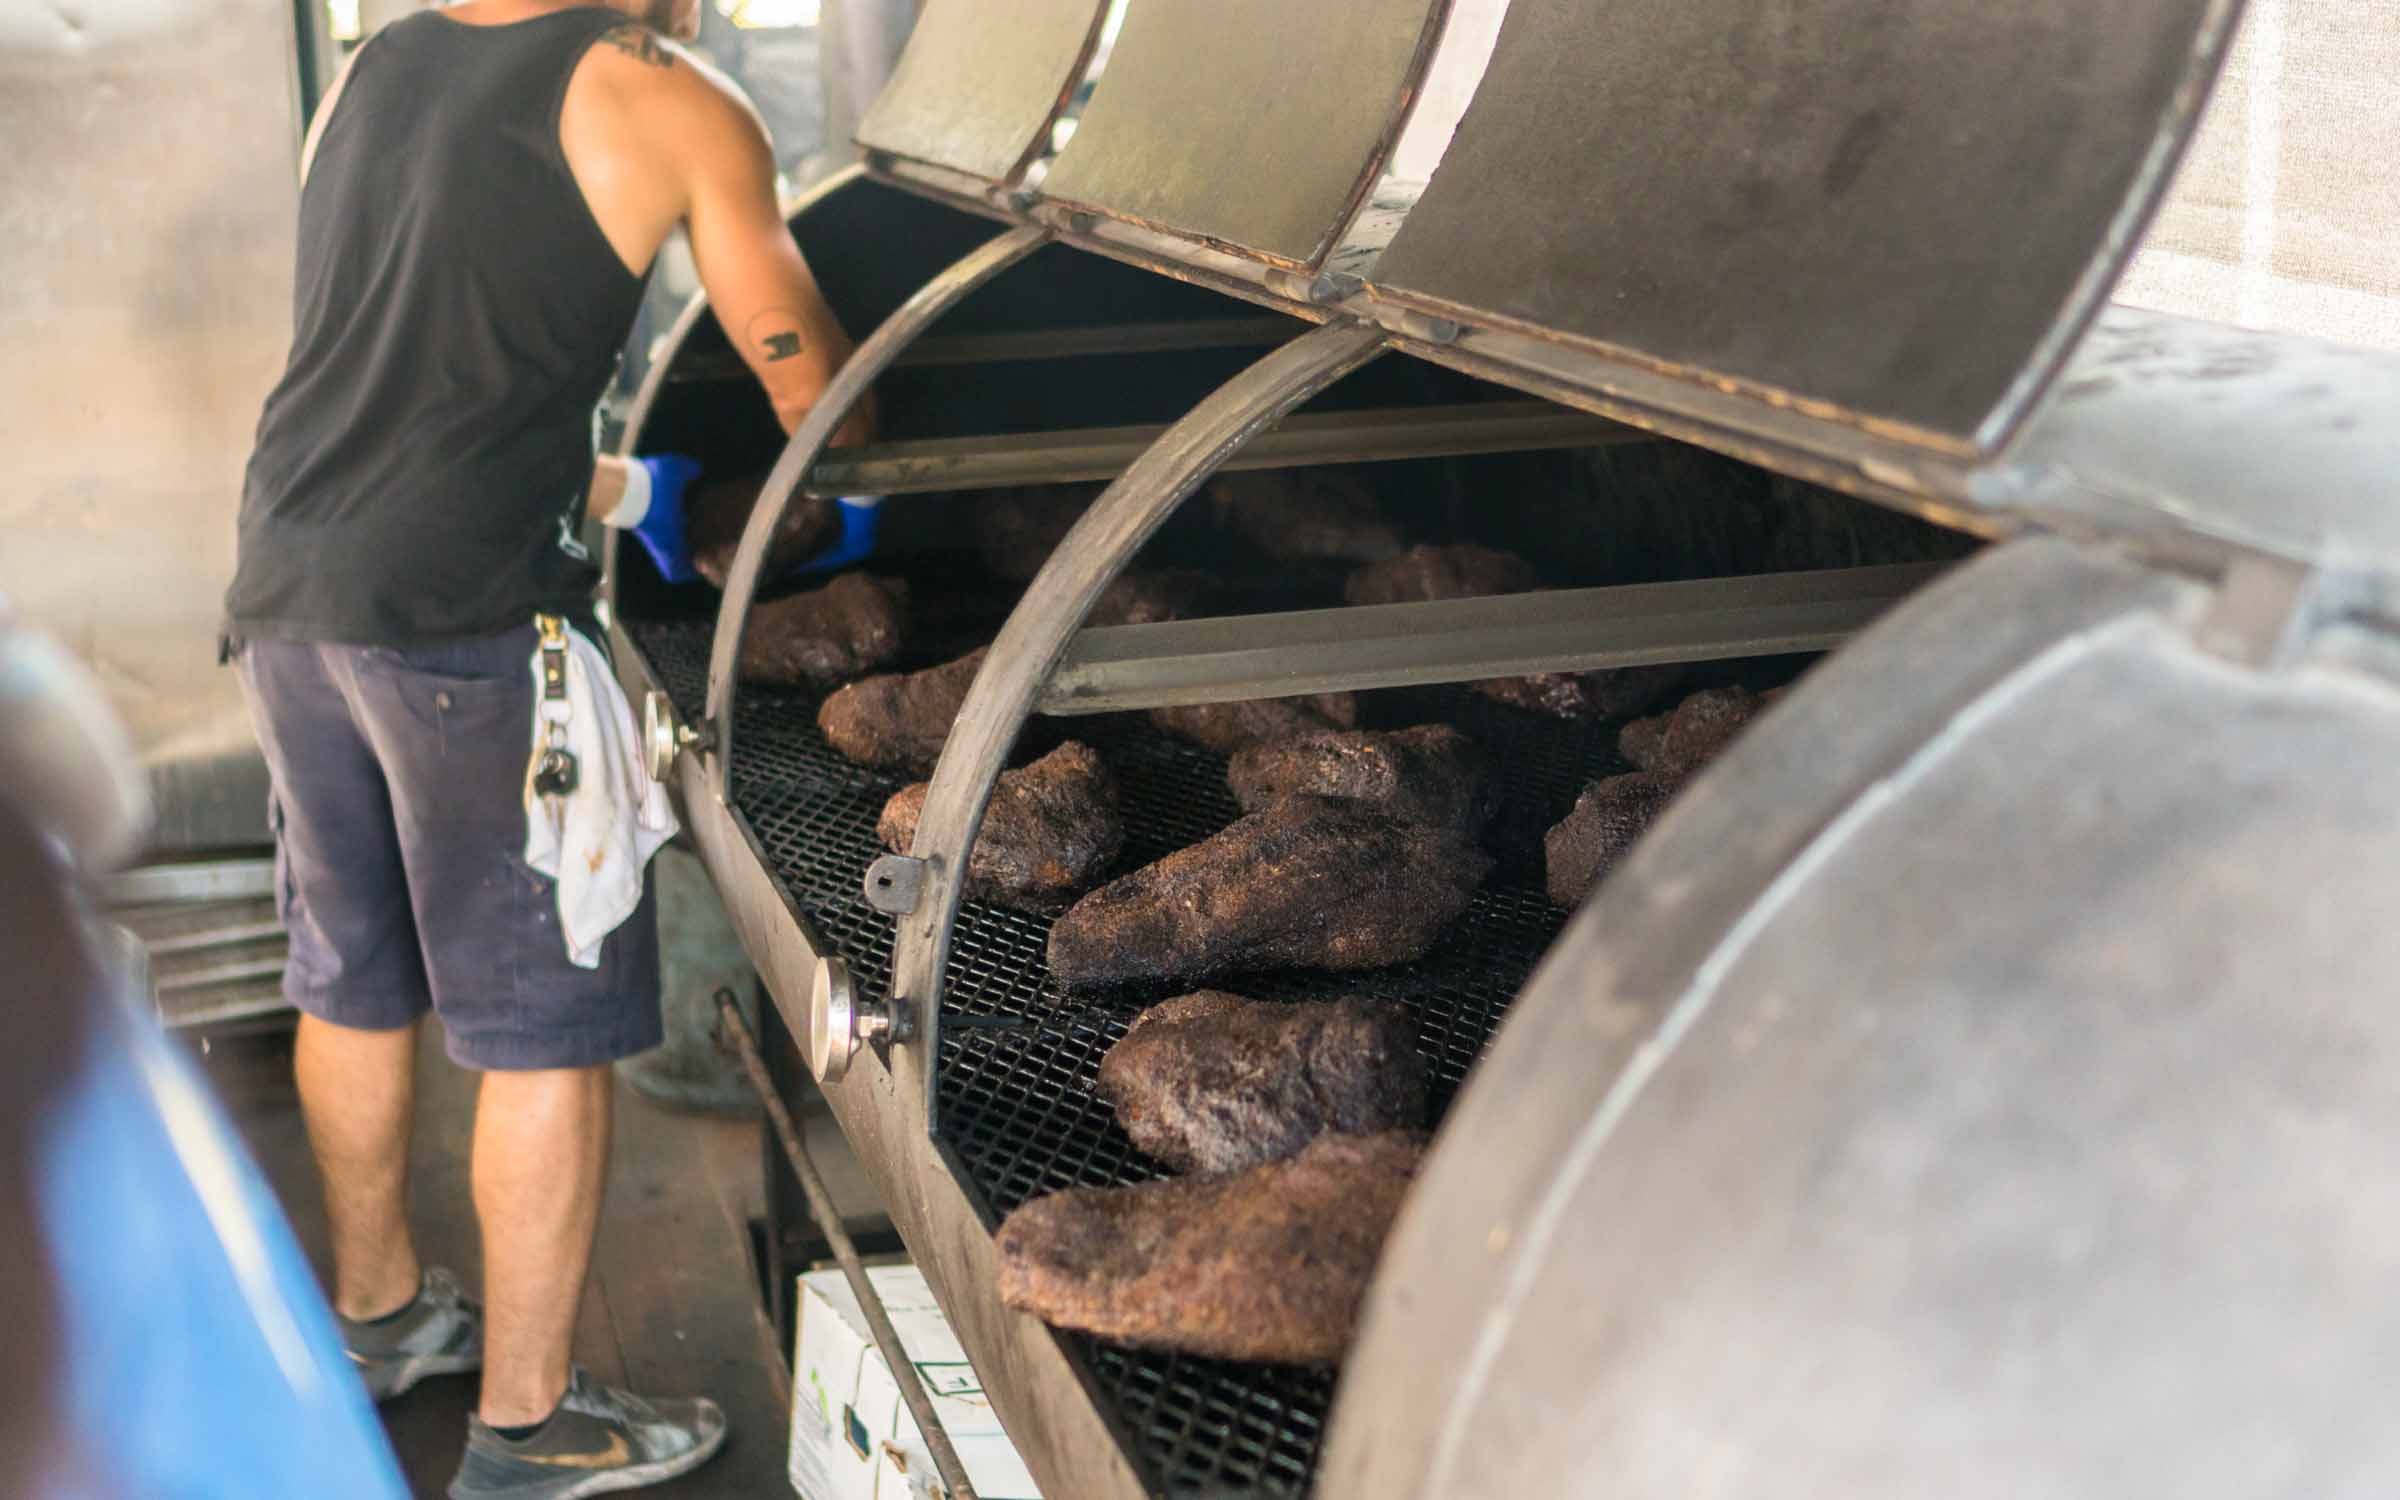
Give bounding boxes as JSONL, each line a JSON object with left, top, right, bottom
{"left": 2194, "top": 555, "right": 2358, "bottom": 671}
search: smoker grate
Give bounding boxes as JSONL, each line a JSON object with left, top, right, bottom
{"left": 625, "top": 602, "right": 1790, "bottom": 1497}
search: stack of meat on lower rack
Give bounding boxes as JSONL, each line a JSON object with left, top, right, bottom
{"left": 691, "top": 462, "right": 1786, "bottom": 1367}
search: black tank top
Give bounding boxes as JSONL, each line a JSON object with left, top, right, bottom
{"left": 227, "top": 8, "right": 647, "bottom": 645}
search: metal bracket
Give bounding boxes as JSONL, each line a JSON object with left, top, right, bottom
{"left": 863, "top": 854, "right": 927, "bottom": 915}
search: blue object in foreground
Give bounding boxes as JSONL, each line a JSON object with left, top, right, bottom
{"left": 35, "top": 972, "right": 409, "bottom": 1499}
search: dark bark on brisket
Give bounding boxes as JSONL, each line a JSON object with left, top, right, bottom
{"left": 688, "top": 471, "right": 839, "bottom": 590}
{"left": 1474, "top": 662, "right": 1684, "bottom": 721}
{"left": 1209, "top": 469, "right": 1405, "bottom": 564}
{"left": 736, "top": 574, "right": 911, "bottom": 688}
{"left": 1342, "top": 543, "right": 1538, "bottom": 606}
{"left": 1225, "top": 725, "right": 1493, "bottom": 836}
{"left": 994, "top": 1131, "right": 1425, "bottom": 1364}
{"left": 816, "top": 647, "right": 988, "bottom": 772}
{"left": 1619, "top": 685, "right": 1772, "bottom": 779}
{"left": 1147, "top": 693, "right": 1361, "bottom": 756}
{"left": 1544, "top": 772, "right": 1675, "bottom": 909}
{"left": 975, "top": 484, "right": 1099, "bottom": 582}
{"left": 1047, "top": 795, "right": 1490, "bottom": 990}
{"left": 1096, "top": 991, "right": 1427, "bottom": 1174}
{"left": 877, "top": 742, "right": 1122, "bottom": 908}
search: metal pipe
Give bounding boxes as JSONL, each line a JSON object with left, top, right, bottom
{"left": 796, "top": 400, "right": 1644, "bottom": 496}
{"left": 885, "top": 318, "right": 1391, "bottom": 1131}
{"left": 1040, "top": 562, "right": 1946, "bottom": 713}
{"left": 702, "top": 224, "right": 1053, "bottom": 799}
{"left": 662, "top": 316, "right": 1304, "bottom": 380}
{"left": 715, "top": 990, "right": 981, "bottom": 1500}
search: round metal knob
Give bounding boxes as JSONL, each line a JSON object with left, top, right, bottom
{"left": 808, "top": 956, "right": 891, "bottom": 1084}
{"left": 643, "top": 691, "right": 702, "bottom": 783}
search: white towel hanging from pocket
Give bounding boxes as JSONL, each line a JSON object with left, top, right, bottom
{"left": 522, "top": 615, "right": 677, "bottom": 967}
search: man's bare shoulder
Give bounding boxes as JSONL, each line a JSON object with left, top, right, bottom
{"left": 583, "top": 21, "right": 761, "bottom": 136}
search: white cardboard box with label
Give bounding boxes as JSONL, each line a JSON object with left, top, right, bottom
{"left": 789, "top": 1264, "right": 1042, "bottom": 1500}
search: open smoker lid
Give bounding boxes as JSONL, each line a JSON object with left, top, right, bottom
{"left": 1037, "top": 0, "right": 1452, "bottom": 268}
{"left": 1363, "top": 0, "right": 2245, "bottom": 477}
{"left": 855, "top": 0, "right": 1110, "bottom": 186}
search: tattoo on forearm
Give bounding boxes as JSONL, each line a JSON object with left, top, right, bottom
{"left": 747, "top": 311, "right": 808, "bottom": 364}
{"left": 600, "top": 23, "right": 675, "bottom": 68}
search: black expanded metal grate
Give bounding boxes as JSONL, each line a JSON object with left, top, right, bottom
{"left": 625, "top": 602, "right": 1787, "bottom": 1498}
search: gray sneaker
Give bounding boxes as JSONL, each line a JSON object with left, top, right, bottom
{"left": 337, "top": 1266, "right": 483, "bottom": 1401}
{"left": 448, "top": 1368, "right": 727, "bottom": 1499}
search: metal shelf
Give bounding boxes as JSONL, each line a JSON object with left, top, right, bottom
{"left": 798, "top": 401, "right": 1646, "bottom": 497}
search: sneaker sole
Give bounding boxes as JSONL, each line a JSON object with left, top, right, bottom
{"left": 447, "top": 1423, "right": 729, "bottom": 1500}
{"left": 363, "top": 1349, "right": 484, "bottom": 1403}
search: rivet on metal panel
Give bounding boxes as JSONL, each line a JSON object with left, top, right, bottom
{"left": 1002, "top": 187, "right": 1042, "bottom": 214}
{"left": 1066, "top": 210, "right": 1098, "bottom": 235}
{"left": 864, "top": 854, "right": 927, "bottom": 914}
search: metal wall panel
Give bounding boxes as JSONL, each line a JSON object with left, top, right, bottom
{"left": 855, "top": 0, "right": 1108, "bottom": 183}
{"left": 1040, "top": 0, "right": 1449, "bottom": 266}
{"left": 1372, "top": 0, "right": 2241, "bottom": 452}
{"left": 0, "top": 0, "right": 307, "bottom": 850}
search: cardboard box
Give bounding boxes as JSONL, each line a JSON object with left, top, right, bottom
{"left": 789, "top": 1264, "right": 1042, "bottom": 1500}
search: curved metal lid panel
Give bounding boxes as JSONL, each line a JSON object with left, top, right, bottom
{"left": 1038, "top": 0, "right": 1451, "bottom": 267}
{"left": 1372, "top": 0, "right": 2243, "bottom": 453}
{"left": 1326, "top": 535, "right": 2400, "bottom": 1497}
{"left": 855, "top": 0, "right": 1110, "bottom": 183}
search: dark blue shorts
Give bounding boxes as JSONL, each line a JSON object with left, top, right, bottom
{"left": 236, "top": 627, "right": 662, "bottom": 1071}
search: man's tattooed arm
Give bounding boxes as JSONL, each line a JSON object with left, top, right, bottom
{"left": 747, "top": 310, "right": 808, "bottom": 364}
{"left": 599, "top": 23, "right": 677, "bottom": 68}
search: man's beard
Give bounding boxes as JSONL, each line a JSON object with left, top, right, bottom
{"left": 639, "top": 0, "right": 683, "bottom": 34}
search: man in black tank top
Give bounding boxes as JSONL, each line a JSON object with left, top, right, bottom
{"left": 227, "top": 4, "right": 865, "bottom": 1493}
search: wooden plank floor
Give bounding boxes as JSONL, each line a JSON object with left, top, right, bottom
{"left": 204, "top": 1023, "right": 802, "bottom": 1498}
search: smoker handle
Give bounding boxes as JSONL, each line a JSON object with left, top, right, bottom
{"left": 715, "top": 991, "right": 980, "bottom": 1500}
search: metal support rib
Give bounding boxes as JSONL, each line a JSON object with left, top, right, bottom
{"left": 884, "top": 319, "right": 1391, "bottom": 1125}
{"left": 702, "top": 224, "right": 1052, "bottom": 797}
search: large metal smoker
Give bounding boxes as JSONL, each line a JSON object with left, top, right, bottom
{"left": 607, "top": 1, "right": 2400, "bottom": 1495}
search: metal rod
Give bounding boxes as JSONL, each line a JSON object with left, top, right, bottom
{"left": 886, "top": 319, "right": 1393, "bottom": 1134}
{"left": 716, "top": 991, "right": 981, "bottom": 1500}
{"left": 703, "top": 224, "right": 1054, "bottom": 800}
{"left": 799, "top": 400, "right": 1644, "bottom": 496}
{"left": 665, "top": 316, "right": 1303, "bottom": 380}
{"left": 1040, "top": 562, "right": 1948, "bottom": 713}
